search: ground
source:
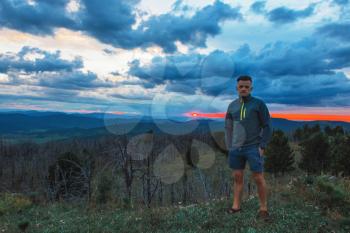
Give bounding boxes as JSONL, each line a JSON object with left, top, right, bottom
{"left": 1, "top": 174, "right": 350, "bottom": 233}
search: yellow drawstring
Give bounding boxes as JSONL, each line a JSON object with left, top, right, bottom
{"left": 240, "top": 97, "right": 248, "bottom": 120}
{"left": 240, "top": 101, "right": 245, "bottom": 121}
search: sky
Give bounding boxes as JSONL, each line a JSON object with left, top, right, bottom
{"left": 0, "top": 0, "right": 350, "bottom": 121}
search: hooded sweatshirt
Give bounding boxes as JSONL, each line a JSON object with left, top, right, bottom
{"left": 225, "top": 94, "right": 272, "bottom": 150}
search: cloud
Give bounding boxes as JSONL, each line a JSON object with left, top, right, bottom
{"left": 0, "top": 46, "right": 82, "bottom": 73}
{"left": 3, "top": 69, "right": 114, "bottom": 91}
{"left": 0, "top": 90, "right": 107, "bottom": 107}
{"left": 130, "top": 37, "right": 349, "bottom": 84}
{"left": 248, "top": 2, "right": 317, "bottom": 24}
{"left": 255, "top": 73, "right": 350, "bottom": 106}
{"left": 37, "top": 71, "right": 113, "bottom": 90}
{"left": 103, "top": 48, "right": 117, "bottom": 55}
{"left": 0, "top": 0, "right": 75, "bottom": 35}
{"left": 127, "top": 48, "right": 242, "bottom": 96}
{"left": 332, "top": 0, "right": 349, "bottom": 6}
{"left": 74, "top": 0, "right": 139, "bottom": 48}
{"left": 250, "top": 1, "right": 266, "bottom": 14}
{"left": 111, "top": 89, "right": 155, "bottom": 100}
{"left": 266, "top": 4, "right": 316, "bottom": 24}
{"left": 171, "top": 0, "right": 192, "bottom": 12}
{"left": 128, "top": 51, "right": 235, "bottom": 94}
{"left": 131, "top": 0, "right": 242, "bottom": 52}
{"left": 127, "top": 35, "right": 350, "bottom": 106}
{"left": 0, "top": 46, "right": 115, "bottom": 90}
{"left": 0, "top": 0, "right": 242, "bottom": 53}
{"left": 317, "top": 23, "right": 350, "bottom": 41}
{"left": 0, "top": 88, "right": 154, "bottom": 114}
{"left": 129, "top": 49, "right": 237, "bottom": 85}
{"left": 230, "top": 38, "right": 350, "bottom": 77}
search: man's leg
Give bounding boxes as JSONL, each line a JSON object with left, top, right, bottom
{"left": 228, "top": 147, "right": 246, "bottom": 209}
{"left": 232, "top": 169, "right": 244, "bottom": 209}
{"left": 252, "top": 172, "right": 267, "bottom": 211}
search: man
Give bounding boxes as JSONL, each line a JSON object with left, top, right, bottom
{"left": 224, "top": 75, "right": 272, "bottom": 221}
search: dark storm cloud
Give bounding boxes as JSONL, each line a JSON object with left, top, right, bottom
{"left": 266, "top": 4, "right": 316, "bottom": 24}
{"left": 0, "top": 0, "right": 242, "bottom": 53}
{"left": 0, "top": 90, "right": 111, "bottom": 106}
{"left": 317, "top": 23, "right": 350, "bottom": 41}
{"left": 0, "top": 0, "right": 75, "bottom": 35}
{"left": 3, "top": 69, "right": 113, "bottom": 91}
{"left": 128, "top": 54, "right": 203, "bottom": 85}
{"left": 249, "top": 1, "right": 317, "bottom": 24}
{"left": 74, "top": 0, "right": 140, "bottom": 49}
{"left": 128, "top": 36, "right": 350, "bottom": 106}
{"left": 129, "top": 37, "right": 349, "bottom": 85}
{"left": 134, "top": 0, "right": 242, "bottom": 52}
{"left": 0, "top": 46, "right": 83, "bottom": 73}
{"left": 37, "top": 71, "right": 113, "bottom": 90}
{"left": 0, "top": 46, "right": 114, "bottom": 90}
{"left": 254, "top": 73, "right": 350, "bottom": 106}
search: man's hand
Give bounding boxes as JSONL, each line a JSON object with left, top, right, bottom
{"left": 258, "top": 147, "right": 265, "bottom": 157}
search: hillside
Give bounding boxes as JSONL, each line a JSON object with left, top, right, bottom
{"left": 1, "top": 111, "right": 350, "bottom": 144}
{"left": 0, "top": 113, "right": 106, "bottom": 133}
{"left": 1, "top": 111, "right": 350, "bottom": 134}
{"left": 1, "top": 173, "right": 349, "bottom": 233}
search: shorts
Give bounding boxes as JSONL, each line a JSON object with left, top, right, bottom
{"left": 228, "top": 144, "right": 265, "bottom": 172}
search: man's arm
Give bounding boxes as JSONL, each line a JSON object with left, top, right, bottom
{"left": 258, "top": 101, "right": 272, "bottom": 149}
{"left": 224, "top": 104, "right": 233, "bottom": 151}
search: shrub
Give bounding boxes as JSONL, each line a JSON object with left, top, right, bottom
{"left": 47, "top": 152, "right": 85, "bottom": 201}
{"left": 264, "top": 129, "right": 295, "bottom": 176}
{"left": 0, "top": 193, "right": 32, "bottom": 215}
{"left": 298, "top": 133, "right": 330, "bottom": 174}
{"left": 314, "top": 176, "right": 350, "bottom": 215}
{"left": 292, "top": 174, "right": 350, "bottom": 217}
{"left": 328, "top": 134, "right": 350, "bottom": 177}
{"left": 96, "top": 172, "right": 113, "bottom": 205}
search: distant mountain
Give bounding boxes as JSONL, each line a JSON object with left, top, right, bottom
{"left": 0, "top": 110, "right": 133, "bottom": 119}
{"left": 0, "top": 110, "right": 66, "bottom": 117}
{"left": 271, "top": 118, "right": 350, "bottom": 132}
{"left": 0, "top": 113, "right": 106, "bottom": 133}
{"left": 0, "top": 111, "right": 349, "bottom": 139}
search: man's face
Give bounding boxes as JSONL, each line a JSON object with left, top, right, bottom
{"left": 236, "top": 80, "right": 252, "bottom": 97}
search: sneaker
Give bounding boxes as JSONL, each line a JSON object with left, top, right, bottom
{"left": 256, "top": 210, "right": 272, "bottom": 222}
{"left": 226, "top": 207, "right": 242, "bottom": 214}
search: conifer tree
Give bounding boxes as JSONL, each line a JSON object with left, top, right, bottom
{"left": 264, "top": 129, "right": 295, "bottom": 176}
{"left": 298, "top": 132, "right": 329, "bottom": 174}
{"left": 328, "top": 132, "right": 350, "bottom": 176}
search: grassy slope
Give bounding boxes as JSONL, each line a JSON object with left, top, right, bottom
{"left": 1, "top": 176, "right": 349, "bottom": 233}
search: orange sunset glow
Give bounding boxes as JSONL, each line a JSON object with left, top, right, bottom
{"left": 270, "top": 113, "right": 350, "bottom": 123}
{"left": 186, "top": 112, "right": 350, "bottom": 123}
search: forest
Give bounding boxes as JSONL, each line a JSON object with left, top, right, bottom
{"left": 1, "top": 124, "right": 350, "bottom": 232}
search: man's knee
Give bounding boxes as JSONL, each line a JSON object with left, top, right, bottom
{"left": 233, "top": 170, "right": 244, "bottom": 183}
{"left": 252, "top": 172, "right": 265, "bottom": 185}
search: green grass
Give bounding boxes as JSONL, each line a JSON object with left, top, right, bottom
{"left": 1, "top": 186, "right": 349, "bottom": 233}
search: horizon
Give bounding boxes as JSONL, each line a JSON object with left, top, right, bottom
{"left": 1, "top": 108, "right": 350, "bottom": 123}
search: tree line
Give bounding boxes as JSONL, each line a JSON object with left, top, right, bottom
{"left": 264, "top": 124, "right": 350, "bottom": 177}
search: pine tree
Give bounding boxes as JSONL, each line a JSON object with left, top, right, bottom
{"left": 264, "top": 129, "right": 295, "bottom": 176}
{"left": 293, "top": 124, "right": 321, "bottom": 142}
{"left": 328, "top": 133, "right": 350, "bottom": 177}
{"left": 298, "top": 132, "right": 330, "bottom": 174}
{"left": 324, "top": 125, "right": 345, "bottom": 137}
